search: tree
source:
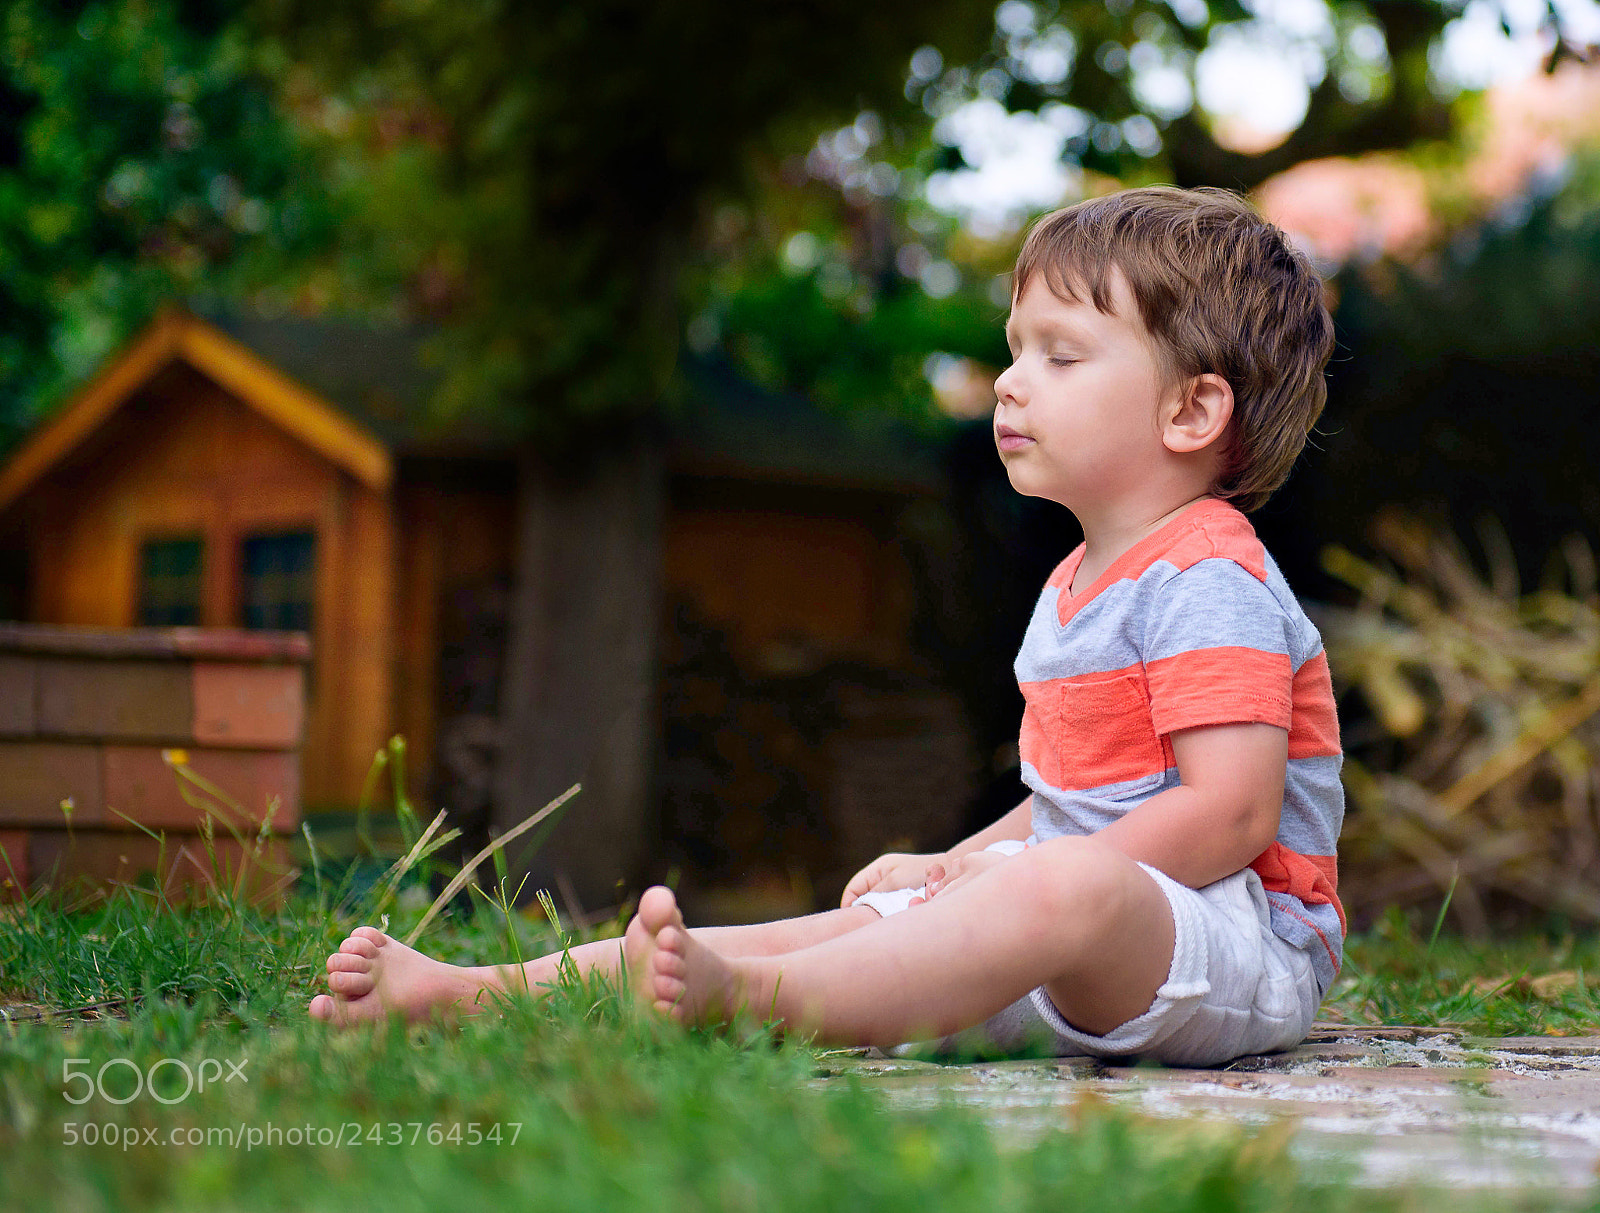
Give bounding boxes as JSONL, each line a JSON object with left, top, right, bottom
{"left": 0, "top": 0, "right": 336, "bottom": 445}
{"left": 1308, "top": 153, "right": 1600, "bottom": 582}
{"left": 248, "top": 0, "right": 1589, "bottom": 901}
{"left": 253, "top": 0, "right": 1010, "bottom": 902}
{"left": 5, "top": 1, "right": 1579, "bottom": 898}
{"left": 255, "top": 1, "right": 1594, "bottom": 431}
{"left": 7, "top": 2, "right": 1579, "bottom": 441}
{"left": 649, "top": 1, "right": 1598, "bottom": 431}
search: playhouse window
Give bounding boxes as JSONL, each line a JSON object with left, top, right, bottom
{"left": 240, "top": 531, "right": 315, "bottom": 632}
{"left": 137, "top": 537, "right": 204, "bottom": 626}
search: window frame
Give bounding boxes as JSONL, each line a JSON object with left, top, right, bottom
{"left": 135, "top": 534, "right": 206, "bottom": 628}
{"left": 237, "top": 528, "right": 317, "bottom": 634}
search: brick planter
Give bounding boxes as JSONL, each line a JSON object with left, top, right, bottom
{"left": 0, "top": 624, "right": 308, "bottom": 900}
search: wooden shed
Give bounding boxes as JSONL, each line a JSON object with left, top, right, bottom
{"left": 0, "top": 309, "right": 406, "bottom": 808}
{"left": 0, "top": 308, "right": 969, "bottom": 907}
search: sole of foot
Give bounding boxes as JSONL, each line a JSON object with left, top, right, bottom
{"left": 308, "top": 926, "right": 488, "bottom": 1026}
{"left": 624, "top": 886, "right": 750, "bottom": 1027}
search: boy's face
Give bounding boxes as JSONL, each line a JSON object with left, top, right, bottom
{"left": 993, "top": 269, "right": 1179, "bottom": 516}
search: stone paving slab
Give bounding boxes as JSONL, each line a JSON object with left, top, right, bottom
{"left": 815, "top": 1025, "right": 1600, "bottom": 1193}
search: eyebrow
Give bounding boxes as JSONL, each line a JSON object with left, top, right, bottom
{"left": 1005, "top": 310, "right": 1094, "bottom": 348}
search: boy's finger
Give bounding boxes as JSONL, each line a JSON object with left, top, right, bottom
{"left": 840, "top": 865, "right": 880, "bottom": 907}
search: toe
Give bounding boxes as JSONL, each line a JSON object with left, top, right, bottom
{"left": 351, "top": 926, "right": 389, "bottom": 948}
{"left": 623, "top": 912, "right": 651, "bottom": 950}
{"left": 309, "top": 994, "right": 331, "bottom": 1020}
{"left": 652, "top": 973, "right": 685, "bottom": 1009}
{"left": 342, "top": 935, "right": 380, "bottom": 959}
{"left": 659, "top": 924, "right": 688, "bottom": 953}
{"left": 637, "top": 886, "right": 680, "bottom": 934}
{"left": 329, "top": 970, "right": 375, "bottom": 996}
{"left": 652, "top": 945, "right": 686, "bottom": 981}
{"left": 328, "top": 952, "right": 371, "bottom": 973}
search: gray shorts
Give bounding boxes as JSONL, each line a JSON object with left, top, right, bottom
{"left": 860, "top": 848, "right": 1321, "bottom": 1067}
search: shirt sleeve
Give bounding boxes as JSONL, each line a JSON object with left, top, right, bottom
{"left": 1141, "top": 559, "right": 1296, "bottom": 736}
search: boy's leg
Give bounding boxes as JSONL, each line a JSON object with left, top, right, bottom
{"left": 307, "top": 903, "right": 882, "bottom": 1025}
{"left": 628, "top": 834, "right": 1175, "bottom": 1048}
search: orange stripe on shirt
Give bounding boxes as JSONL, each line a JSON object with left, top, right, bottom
{"left": 1250, "top": 841, "right": 1346, "bottom": 935}
{"left": 1287, "top": 650, "right": 1341, "bottom": 759}
{"left": 1159, "top": 515, "right": 1267, "bottom": 581}
{"left": 1146, "top": 647, "right": 1293, "bottom": 736}
{"left": 1020, "top": 665, "right": 1167, "bottom": 791}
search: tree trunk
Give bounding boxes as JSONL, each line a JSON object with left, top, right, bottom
{"left": 491, "top": 440, "right": 663, "bottom": 913}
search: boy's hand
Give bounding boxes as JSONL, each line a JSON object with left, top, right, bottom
{"left": 918, "top": 848, "right": 1011, "bottom": 902}
{"left": 841, "top": 852, "right": 948, "bottom": 908}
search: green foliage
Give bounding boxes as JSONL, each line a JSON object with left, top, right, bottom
{"left": 0, "top": 999, "right": 1326, "bottom": 1213}
{"left": 704, "top": 259, "right": 1005, "bottom": 424}
{"left": 1304, "top": 155, "right": 1600, "bottom": 587}
{"left": 3, "top": 1, "right": 1584, "bottom": 456}
{"left": 1329, "top": 914, "right": 1600, "bottom": 1037}
{"left": 1337, "top": 157, "right": 1600, "bottom": 365}
{"left": 0, "top": 0, "right": 338, "bottom": 445}
{"left": 0, "top": 912, "right": 1411, "bottom": 1213}
{"left": 251, "top": 0, "right": 999, "bottom": 439}
{"left": 249, "top": 1, "right": 1553, "bottom": 439}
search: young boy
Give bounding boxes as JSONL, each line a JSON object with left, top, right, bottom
{"left": 310, "top": 186, "right": 1344, "bottom": 1067}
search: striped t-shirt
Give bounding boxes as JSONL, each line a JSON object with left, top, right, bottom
{"left": 1016, "top": 497, "right": 1346, "bottom": 993}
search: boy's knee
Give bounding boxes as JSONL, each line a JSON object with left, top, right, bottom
{"left": 1013, "top": 836, "right": 1152, "bottom": 928}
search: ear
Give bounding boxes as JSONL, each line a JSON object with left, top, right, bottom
{"left": 1161, "top": 373, "right": 1233, "bottom": 455}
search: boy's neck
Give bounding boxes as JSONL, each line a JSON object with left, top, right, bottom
{"left": 1070, "top": 492, "right": 1219, "bottom": 594}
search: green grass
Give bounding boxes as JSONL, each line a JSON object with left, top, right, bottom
{"left": 0, "top": 986, "right": 1429, "bottom": 1213}
{"left": 1, "top": 886, "right": 1595, "bottom": 1213}
{"left": 0, "top": 878, "right": 1393, "bottom": 1213}
{"left": 1326, "top": 908, "right": 1600, "bottom": 1037}
{"left": 2, "top": 802, "right": 1598, "bottom": 1211}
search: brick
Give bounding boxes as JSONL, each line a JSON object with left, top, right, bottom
{"left": 0, "top": 828, "right": 28, "bottom": 900}
{"left": 35, "top": 658, "right": 192, "bottom": 742}
{"left": 26, "top": 828, "right": 291, "bottom": 902}
{"left": 103, "top": 746, "right": 299, "bottom": 833}
{"left": 0, "top": 623, "right": 309, "bottom": 663}
{"left": 0, "top": 656, "right": 35, "bottom": 736}
{"left": 192, "top": 663, "right": 304, "bottom": 748}
{"left": 0, "top": 742, "right": 104, "bottom": 825}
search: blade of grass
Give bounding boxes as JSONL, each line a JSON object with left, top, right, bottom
{"left": 1426, "top": 867, "right": 1459, "bottom": 955}
{"left": 403, "top": 783, "right": 580, "bottom": 945}
{"left": 366, "top": 809, "right": 457, "bottom": 922}
{"left": 388, "top": 736, "right": 421, "bottom": 847}
{"left": 355, "top": 746, "right": 389, "bottom": 856}
{"left": 301, "top": 821, "right": 325, "bottom": 914}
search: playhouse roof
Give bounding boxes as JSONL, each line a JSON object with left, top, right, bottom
{"left": 0, "top": 308, "right": 399, "bottom": 512}
{"left": 0, "top": 307, "right": 943, "bottom": 513}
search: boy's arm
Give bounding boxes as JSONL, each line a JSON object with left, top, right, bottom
{"left": 1092, "top": 721, "right": 1286, "bottom": 888}
{"left": 926, "top": 722, "right": 1284, "bottom": 903}
{"left": 946, "top": 796, "right": 1033, "bottom": 859}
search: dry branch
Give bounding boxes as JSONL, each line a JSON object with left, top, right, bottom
{"left": 1321, "top": 511, "right": 1600, "bottom": 928}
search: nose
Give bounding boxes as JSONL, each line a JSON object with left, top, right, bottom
{"left": 994, "top": 360, "right": 1022, "bottom": 406}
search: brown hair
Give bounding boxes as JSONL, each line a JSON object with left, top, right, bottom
{"left": 1012, "top": 186, "right": 1334, "bottom": 513}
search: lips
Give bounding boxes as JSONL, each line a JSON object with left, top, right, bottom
{"left": 995, "top": 423, "right": 1034, "bottom": 453}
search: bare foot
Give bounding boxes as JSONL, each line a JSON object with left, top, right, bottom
{"left": 307, "top": 927, "right": 501, "bottom": 1025}
{"left": 623, "top": 886, "right": 761, "bottom": 1027}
